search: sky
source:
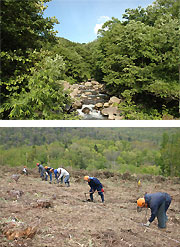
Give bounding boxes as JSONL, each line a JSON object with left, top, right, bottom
{"left": 44, "top": 0, "right": 154, "bottom": 44}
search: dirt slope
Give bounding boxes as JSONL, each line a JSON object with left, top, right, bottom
{"left": 0, "top": 167, "right": 180, "bottom": 247}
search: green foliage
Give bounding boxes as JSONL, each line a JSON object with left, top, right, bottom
{"left": 51, "top": 38, "right": 92, "bottom": 83}
{"left": 93, "top": 0, "right": 180, "bottom": 119}
{"left": 1, "top": 0, "right": 76, "bottom": 119}
{"left": 158, "top": 132, "right": 180, "bottom": 177}
{"left": 0, "top": 128, "right": 179, "bottom": 177}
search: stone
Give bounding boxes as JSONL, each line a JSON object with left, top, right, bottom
{"left": 104, "top": 102, "right": 109, "bottom": 108}
{"left": 82, "top": 107, "right": 91, "bottom": 114}
{"left": 108, "top": 114, "right": 115, "bottom": 120}
{"left": 85, "top": 82, "right": 92, "bottom": 87}
{"left": 72, "top": 101, "right": 82, "bottom": 109}
{"left": 109, "top": 96, "right": 121, "bottom": 105}
{"left": 84, "top": 91, "right": 91, "bottom": 96}
{"left": 101, "top": 106, "right": 120, "bottom": 116}
{"left": 95, "top": 103, "right": 103, "bottom": 109}
{"left": 63, "top": 81, "right": 71, "bottom": 91}
{"left": 91, "top": 80, "right": 99, "bottom": 85}
{"left": 36, "top": 199, "right": 53, "bottom": 208}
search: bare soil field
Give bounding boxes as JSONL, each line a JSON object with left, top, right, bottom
{"left": 0, "top": 166, "right": 180, "bottom": 247}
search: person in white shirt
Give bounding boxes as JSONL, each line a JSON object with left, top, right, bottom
{"left": 23, "top": 166, "right": 28, "bottom": 175}
{"left": 54, "top": 168, "right": 70, "bottom": 187}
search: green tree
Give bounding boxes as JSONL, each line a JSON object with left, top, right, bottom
{"left": 159, "top": 132, "right": 180, "bottom": 176}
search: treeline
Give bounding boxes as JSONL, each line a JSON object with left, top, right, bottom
{"left": 0, "top": 128, "right": 179, "bottom": 177}
{"left": 0, "top": 127, "right": 178, "bottom": 148}
{"left": 1, "top": 0, "right": 179, "bottom": 119}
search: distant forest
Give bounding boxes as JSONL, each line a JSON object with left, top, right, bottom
{"left": 0, "top": 127, "right": 178, "bottom": 148}
{"left": 0, "top": 128, "right": 179, "bottom": 177}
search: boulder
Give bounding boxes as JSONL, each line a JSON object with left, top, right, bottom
{"left": 101, "top": 106, "right": 120, "bottom": 116}
{"left": 63, "top": 81, "right": 71, "bottom": 91}
{"left": 91, "top": 80, "right": 99, "bottom": 85}
{"left": 72, "top": 101, "right": 82, "bottom": 109}
{"left": 114, "top": 116, "right": 124, "bottom": 120}
{"left": 109, "top": 96, "right": 121, "bottom": 105}
{"left": 82, "top": 107, "right": 91, "bottom": 114}
{"left": 84, "top": 91, "right": 91, "bottom": 96}
{"left": 108, "top": 114, "right": 115, "bottom": 120}
{"left": 36, "top": 199, "right": 53, "bottom": 208}
{"left": 85, "top": 82, "right": 92, "bottom": 87}
{"left": 95, "top": 103, "right": 103, "bottom": 109}
{"left": 103, "top": 102, "right": 110, "bottom": 108}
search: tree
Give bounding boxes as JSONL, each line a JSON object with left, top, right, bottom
{"left": 1, "top": 0, "right": 75, "bottom": 119}
{"left": 159, "top": 132, "right": 180, "bottom": 176}
{"left": 93, "top": 0, "right": 179, "bottom": 119}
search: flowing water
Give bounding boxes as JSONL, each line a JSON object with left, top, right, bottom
{"left": 76, "top": 84, "right": 110, "bottom": 120}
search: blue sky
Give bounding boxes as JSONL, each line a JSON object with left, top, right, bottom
{"left": 44, "top": 0, "right": 154, "bottom": 43}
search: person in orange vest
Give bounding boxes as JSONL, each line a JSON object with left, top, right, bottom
{"left": 137, "top": 192, "right": 171, "bottom": 228}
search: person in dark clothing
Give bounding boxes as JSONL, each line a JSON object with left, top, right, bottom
{"left": 44, "top": 166, "right": 54, "bottom": 184}
{"left": 84, "top": 176, "right": 104, "bottom": 203}
{"left": 137, "top": 192, "right": 171, "bottom": 228}
{"left": 36, "top": 163, "right": 45, "bottom": 179}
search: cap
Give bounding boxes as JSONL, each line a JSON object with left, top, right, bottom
{"left": 84, "top": 176, "right": 89, "bottom": 181}
{"left": 137, "top": 198, "right": 145, "bottom": 207}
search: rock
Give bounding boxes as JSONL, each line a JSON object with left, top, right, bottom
{"left": 84, "top": 91, "right": 91, "bottom": 96}
{"left": 114, "top": 116, "right": 124, "bottom": 120}
{"left": 11, "top": 174, "right": 20, "bottom": 183}
{"left": 91, "top": 80, "right": 99, "bottom": 85}
{"left": 63, "top": 81, "right": 71, "bottom": 91}
{"left": 36, "top": 199, "right": 53, "bottom": 208}
{"left": 93, "top": 85, "right": 100, "bottom": 90}
{"left": 108, "top": 114, "right": 115, "bottom": 120}
{"left": 9, "top": 189, "right": 24, "bottom": 199}
{"left": 82, "top": 107, "right": 91, "bottom": 114}
{"left": 72, "top": 101, "right": 82, "bottom": 109}
{"left": 101, "top": 106, "right": 120, "bottom": 116}
{"left": 104, "top": 102, "right": 110, "bottom": 108}
{"left": 109, "top": 96, "right": 121, "bottom": 105}
{"left": 95, "top": 103, "right": 103, "bottom": 109}
{"left": 85, "top": 82, "right": 92, "bottom": 87}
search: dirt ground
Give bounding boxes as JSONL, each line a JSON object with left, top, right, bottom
{"left": 0, "top": 166, "right": 180, "bottom": 247}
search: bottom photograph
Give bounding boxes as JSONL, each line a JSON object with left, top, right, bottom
{"left": 0, "top": 127, "right": 179, "bottom": 247}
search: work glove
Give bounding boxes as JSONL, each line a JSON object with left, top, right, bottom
{"left": 144, "top": 221, "right": 150, "bottom": 227}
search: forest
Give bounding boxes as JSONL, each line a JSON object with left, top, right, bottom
{"left": 1, "top": 0, "right": 179, "bottom": 120}
{"left": 0, "top": 127, "right": 179, "bottom": 177}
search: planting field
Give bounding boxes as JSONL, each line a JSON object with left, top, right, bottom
{"left": 0, "top": 166, "right": 180, "bottom": 247}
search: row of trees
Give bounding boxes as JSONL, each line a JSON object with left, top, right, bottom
{"left": 0, "top": 127, "right": 178, "bottom": 149}
{"left": 0, "top": 128, "right": 179, "bottom": 176}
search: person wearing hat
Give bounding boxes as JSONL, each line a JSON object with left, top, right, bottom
{"left": 36, "top": 163, "right": 45, "bottom": 179}
{"left": 137, "top": 192, "right": 171, "bottom": 228}
{"left": 23, "top": 166, "right": 28, "bottom": 175}
{"left": 84, "top": 176, "right": 104, "bottom": 203}
{"left": 44, "top": 166, "right": 54, "bottom": 184}
{"left": 54, "top": 168, "right": 70, "bottom": 187}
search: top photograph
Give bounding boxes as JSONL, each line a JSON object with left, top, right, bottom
{"left": 1, "top": 0, "right": 179, "bottom": 120}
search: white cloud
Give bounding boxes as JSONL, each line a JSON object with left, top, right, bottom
{"left": 94, "top": 16, "right": 110, "bottom": 34}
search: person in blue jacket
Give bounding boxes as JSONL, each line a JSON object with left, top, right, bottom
{"left": 44, "top": 166, "right": 54, "bottom": 184}
{"left": 137, "top": 192, "right": 171, "bottom": 228}
{"left": 84, "top": 176, "right": 104, "bottom": 203}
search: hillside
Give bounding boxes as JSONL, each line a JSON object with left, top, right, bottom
{"left": 0, "top": 166, "right": 180, "bottom": 247}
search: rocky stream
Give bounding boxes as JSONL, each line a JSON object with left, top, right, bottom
{"left": 63, "top": 80, "right": 124, "bottom": 120}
